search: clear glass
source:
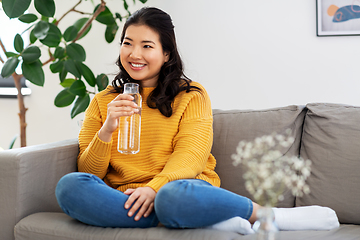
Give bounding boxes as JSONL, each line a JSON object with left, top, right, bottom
{"left": 252, "top": 207, "right": 279, "bottom": 240}
{"left": 117, "top": 83, "right": 142, "bottom": 154}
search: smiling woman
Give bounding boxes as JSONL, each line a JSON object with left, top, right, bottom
{"left": 54, "top": 7, "right": 340, "bottom": 235}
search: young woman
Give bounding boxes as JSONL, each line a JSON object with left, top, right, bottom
{"left": 55, "top": 7, "right": 339, "bottom": 234}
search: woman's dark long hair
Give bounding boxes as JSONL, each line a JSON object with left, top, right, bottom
{"left": 112, "top": 7, "right": 200, "bottom": 117}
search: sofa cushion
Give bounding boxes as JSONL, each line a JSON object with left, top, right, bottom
{"left": 15, "top": 212, "right": 360, "bottom": 240}
{"left": 297, "top": 103, "right": 360, "bottom": 224}
{"left": 15, "top": 212, "right": 243, "bottom": 240}
{"left": 212, "top": 105, "right": 306, "bottom": 208}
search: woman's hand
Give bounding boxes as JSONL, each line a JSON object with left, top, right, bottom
{"left": 98, "top": 94, "right": 139, "bottom": 142}
{"left": 124, "top": 187, "right": 156, "bottom": 221}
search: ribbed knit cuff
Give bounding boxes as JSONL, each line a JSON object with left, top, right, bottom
{"left": 145, "top": 176, "right": 169, "bottom": 192}
{"left": 89, "top": 132, "right": 112, "bottom": 158}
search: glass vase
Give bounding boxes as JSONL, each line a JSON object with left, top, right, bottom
{"left": 252, "top": 207, "right": 278, "bottom": 240}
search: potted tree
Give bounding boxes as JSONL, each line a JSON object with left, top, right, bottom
{"left": 0, "top": 0, "right": 147, "bottom": 147}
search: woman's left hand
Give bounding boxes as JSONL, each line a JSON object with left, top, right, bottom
{"left": 124, "top": 187, "right": 156, "bottom": 221}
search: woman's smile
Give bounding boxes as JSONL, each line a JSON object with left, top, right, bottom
{"left": 130, "top": 62, "right": 146, "bottom": 70}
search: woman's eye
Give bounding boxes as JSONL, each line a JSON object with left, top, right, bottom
{"left": 122, "top": 42, "right": 131, "bottom": 46}
{"left": 144, "top": 45, "right": 152, "bottom": 49}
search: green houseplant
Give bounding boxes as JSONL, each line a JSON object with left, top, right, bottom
{"left": 0, "top": 0, "right": 147, "bottom": 147}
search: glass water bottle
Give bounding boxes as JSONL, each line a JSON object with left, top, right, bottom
{"left": 117, "top": 83, "right": 142, "bottom": 154}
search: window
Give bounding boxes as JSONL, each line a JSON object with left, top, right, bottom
{"left": 0, "top": 10, "right": 31, "bottom": 98}
{"left": 0, "top": 75, "right": 31, "bottom": 98}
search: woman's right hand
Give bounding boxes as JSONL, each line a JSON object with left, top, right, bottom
{"left": 98, "top": 94, "right": 139, "bottom": 142}
{"left": 124, "top": 187, "right": 157, "bottom": 221}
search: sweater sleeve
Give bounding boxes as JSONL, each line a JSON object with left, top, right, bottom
{"left": 77, "top": 95, "right": 112, "bottom": 179}
{"left": 145, "top": 88, "right": 213, "bottom": 192}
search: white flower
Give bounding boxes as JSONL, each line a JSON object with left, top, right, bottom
{"left": 278, "top": 195, "right": 284, "bottom": 201}
{"left": 301, "top": 167, "right": 311, "bottom": 178}
{"left": 273, "top": 169, "right": 284, "bottom": 181}
{"left": 275, "top": 134, "right": 285, "bottom": 142}
{"left": 262, "top": 179, "right": 274, "bottom": 189}
{"left": 303, "top": 185, "right": 311, "bottom": 195}
{"left": 232, "top": 129, "right": 312, "bottom": 206}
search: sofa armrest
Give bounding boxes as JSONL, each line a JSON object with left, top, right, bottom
{"left": 0, "top": 139, "right": 78, "bottom": 240}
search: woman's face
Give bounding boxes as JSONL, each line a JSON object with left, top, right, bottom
{"left": 120, "top": 24, "right": 169, "bottom": 87}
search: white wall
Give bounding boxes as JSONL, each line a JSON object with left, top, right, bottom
{"left": 1, "top": 0, "right": 360, "bottom": 149}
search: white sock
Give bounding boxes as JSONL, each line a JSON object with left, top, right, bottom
{"left": 206, "top": 217, "right": 255, "bottom": 235}
{"left": 272, "top": 205, "right": 340, "bottom": 231}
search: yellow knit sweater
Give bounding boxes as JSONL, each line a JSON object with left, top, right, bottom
{"left": 77, "top": 82, "right": 220, "bottom": 192}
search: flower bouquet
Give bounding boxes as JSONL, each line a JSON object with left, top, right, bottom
{"left": 231, "top": 129, "right": 312, "bottom": 239}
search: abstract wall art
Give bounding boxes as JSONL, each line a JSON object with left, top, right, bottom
{"left": 317, "top": 0, "right": 360, "bottom": 36}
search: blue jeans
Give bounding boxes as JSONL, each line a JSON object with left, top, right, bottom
{"left": 55, "top": 172, "right": 253, "bottom": 228}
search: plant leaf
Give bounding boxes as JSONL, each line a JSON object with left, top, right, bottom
{"left": 18, "top": 13, "right": 38, "bottom": 23}
{"left": 54, "top": 46, "right": 65, "bottom": 59}
{"left": 50, "top": 59, "right": 64, "bottom": 73}
{"left": 123, "top": 0, "right": 129, "bottom": 10}
{"left": 14, "top": 38, "right": 25, "bottom": 55}
{"left": 5, "top": 52, "right": 18, "bottom": 58}
{"left": 33, "top": 21, "right": 50, "bottom": 40}
{"left": 22, "top": 45, "right": 41, "bottom": 63}
{"left": 64, "top": 59, "right": 81, "bottom": 79}
{"left": 71, "top": 94, "right": 90, "bottom": 118}
{"left": 96, "top": 73, "right": 109, "bottom": 91}
{"left": 60, "top": 78, "right": 76, "bottom": 88}
{"left": 21, "top": 60, "right": 45, "bottom": 86}
{"left": 115, "top": 12, "right": 122, "bottom": 22}
{"left": 40, "top": 23, "right": 62, "bottom": 47}
{"left": 73, "top": 18, "right": 92, "bottom": 40}
{"left": 34, "top": 0, "right": 56, "bottom": 17}
{"left": 54, "top": 88, "right": 76, "bottom": 107}
{"left": 29, "top": 29, "right": 38, "bottom": 43}
{"left": 66, "top": 43, "right": 86, "bottom": 61}
{"left": 95, "top": 5, "right": 115, "bottom": 25}
{"left": 14, "top": 34, "right": 24, "bottom": 53}
{"left": 9, "top": 134, "right": 19, "bottom": 149}
{"left": 105, "top": 23, "right": 118, "bottom": 43}
{"left": 1, "top": 57, "right": 20, "bottom": 78}
{"left": 2, "top": 0, "right": 31, "bottom": 18}
{"left": 79, "top": 63, "right": 96, "bottom": 87}
{"left": 138, "top": 0, "right": 147, "bottom": 3}
{"left": 63, "top": 25, "right": 78, "bottom": 42}
{"left": 59, "top": 68, "right": 68, "bottom": 82}
{"left": 69, "top": 80, "right": 86, "bottom": 97}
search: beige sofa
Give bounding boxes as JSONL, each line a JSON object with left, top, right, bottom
{"left": 1, "top": 103, "right": 360, "bottom": 240}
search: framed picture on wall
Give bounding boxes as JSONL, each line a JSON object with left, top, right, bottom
{"left": 317, "top": 0, "right": 360, "bottom": 36}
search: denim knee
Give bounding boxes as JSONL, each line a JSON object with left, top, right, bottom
{"left": 155, "top": 181, "right": 181, "bottom": 227}
{"left": 155, "top": 180, "right": 180, "bottom": 207}
{"left": 55, "top": 172, "right": 95, "bottom": 212}
{"left": 154, "top": 180, "right": 211, "bottom": 228}
{"left": 56, "top": 173, "right": 77, "bottom": 209}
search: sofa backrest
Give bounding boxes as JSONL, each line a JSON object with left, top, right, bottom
{"left": 297, "top": 103, "right": 360, "bottom": 224}
{"left": 211, "top": 105, "right": 306, "bottom": 208}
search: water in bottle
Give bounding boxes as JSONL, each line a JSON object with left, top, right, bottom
{"left": 117, "top": 83, "right": 142, "bottom": 154}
